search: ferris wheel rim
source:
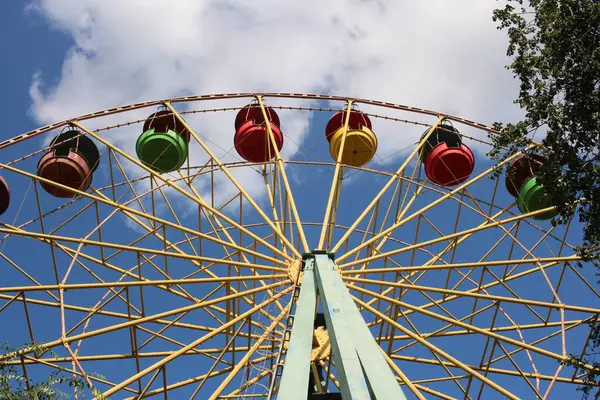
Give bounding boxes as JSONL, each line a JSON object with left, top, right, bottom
{"left": 0, "top": 92, "right": 505, "bottom": 152}
{"left": 0, "top": 93, "right": 593, "bottom": 400}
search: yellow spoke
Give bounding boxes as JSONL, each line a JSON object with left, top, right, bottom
{"left": 337, "top": 146, "right": 536, "bottom": 263}
{"left": 349, "top": 285, "right": 596, "bottom": 371}
{"left": 331, "top": 115, "right": 445, "bottom": 253}
{"left": 102, "top": 286, "right": 293, "bottom": 397}
{"left": 318, "top": 100, "right": 353, "bottom": 250}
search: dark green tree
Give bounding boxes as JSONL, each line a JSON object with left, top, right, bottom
{"left": 1, "top": 342, "right": 104, "bottom": 399}
{"left": 490, "top": 0, "right": 600, "bottom": 397}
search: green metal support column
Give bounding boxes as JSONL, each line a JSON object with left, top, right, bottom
{"left": 277, "top": 257, "right": 317, "bottom": 400}
{"left": 313, "top": 253, "right": 370, "bottom": 399}
{"left": 314, "top": 253, "right": 407, "bottom": 400}
{"left": 276, "top": 251, "right": 407, "bottom": 400}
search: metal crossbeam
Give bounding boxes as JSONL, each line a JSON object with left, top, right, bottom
{"left": 277, "top": 252, "right": 407, "bottom": 400}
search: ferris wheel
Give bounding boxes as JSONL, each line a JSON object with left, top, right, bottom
{"left": 0, "top": 92, "right": 597, "bottom": 399}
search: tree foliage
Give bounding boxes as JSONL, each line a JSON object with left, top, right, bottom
{"left": 0, "top": 342, "right": 104, "bottom": 400}
{"left": 490, "top": 0, "right": 600, "bottom": 396}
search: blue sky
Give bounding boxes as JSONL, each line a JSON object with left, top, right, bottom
{"left": 1, "top": 3, "right": 70, "bottom": 135}
{"left": 0, "top": 1, "right": 598, "bottom": 399}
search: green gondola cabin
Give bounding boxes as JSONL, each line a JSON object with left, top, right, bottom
{"left": 136, "top": 110, "right": 191, "bottom": 173}
{"left": 505, "top": 154, "right": 558, "bottom": 220}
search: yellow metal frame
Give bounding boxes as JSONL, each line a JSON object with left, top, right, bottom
{"left": 0, "top": 92, "right": 596, "bottom": 399}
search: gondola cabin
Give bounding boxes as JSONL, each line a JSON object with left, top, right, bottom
{"left": 419, "top": 120, "right": 475, "bottom": 187}
{"left": 234, "top": 104, "right": 283, "bottom": 163}
{"left": 37, "top": 130, "right": 100, "bottom": 198}
{"left": 505, "top": 154, "right": 558, "bottom": 220}
{"left": 516, "top": 176, "right": 559, "bottom": 220}
{"left": 324, "top": 110, "right": 372, "bottom": 142}
{"left": 235, "top": 104, "right": 281, "bottom": 132}
{"left": 326, "top": 110, "right": 377, "bottom": 167}
{"left": 328, "top": 125, "right": 378, "bottom": 167}
{"left": 136, "top": 110, "right": 190, "bottom": 174}
{"left": 504, "top": 154, "right": 546, "bottom": 197}
{"left": 0, "top": 176, "right": 9, "bottom": 215}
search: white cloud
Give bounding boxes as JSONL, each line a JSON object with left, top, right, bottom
{"left": 28, "top": 0, "right": 523, "bottom": 208}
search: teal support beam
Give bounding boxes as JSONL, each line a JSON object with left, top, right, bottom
{"left": 314, "top": 254, "right": 408, "bottom": 400}
{"left": 275, "top": 252, "right": 407, "bottom": 400}
{"left": 313, "top": 253, "right": 371, "bottom": 399}
{"left": 277, "top": 258, "right": 317, "bottom": 400}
